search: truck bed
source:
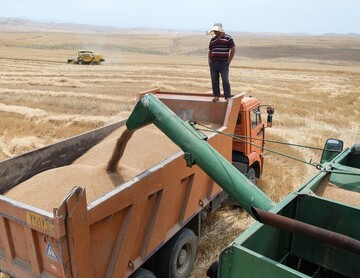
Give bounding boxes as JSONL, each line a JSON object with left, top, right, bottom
{"left": 0, "top": 90, "right": 242, "bottom": 277}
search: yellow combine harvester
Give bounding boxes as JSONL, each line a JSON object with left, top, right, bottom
{"left": 67, "top": 50, "right": 105, "bottom": 65}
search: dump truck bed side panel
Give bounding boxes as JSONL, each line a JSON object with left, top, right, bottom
{"left": 87, "top": 134, "right": 227, "bottom": 277}
{"left": 0, "top": 92, "right": 244, "bottom": 277}
{"left": 0, "top": 121, "right": 124, "bottom": 194}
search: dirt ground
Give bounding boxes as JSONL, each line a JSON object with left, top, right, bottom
{"left": 0, "top": 23, "right": 360, "bottom": 277}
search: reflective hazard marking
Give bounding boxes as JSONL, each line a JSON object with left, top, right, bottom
{"left": 46, "top": 243, "right": 60, "bottom": 262}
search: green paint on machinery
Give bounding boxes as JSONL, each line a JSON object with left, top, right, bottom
{"left": 126, "top": 93, "right": 274, "bottom": 217}
{"left": 219, "top": 144, "right": 360, "bottom": 277}
{"left": 127, "top": 93, "right": 360, "bottom": 278}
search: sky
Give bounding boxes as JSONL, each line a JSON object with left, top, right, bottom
{"left": 1, "top": 0, "right": 359, "bottom": 34}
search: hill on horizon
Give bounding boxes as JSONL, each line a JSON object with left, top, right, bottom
{"left": 2, "top": 16, "right": 358, "bottom": 37}
{"left": 0, "top": 17, "right": 209, "bottom": 35}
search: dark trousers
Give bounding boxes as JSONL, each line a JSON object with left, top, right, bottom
{"left": 209, "top": 60, "right": 231, "bottom": 98}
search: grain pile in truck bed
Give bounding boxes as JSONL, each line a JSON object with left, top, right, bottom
{"left": 5, "top": 124, "right": 181, "bottom": 212}
{"left": 5, "top": 122, "right": 222, "bottom": 212}
{"left": 73, "top": 124, "right": 181, "bottom": 170}
{"left": 4, "top": 164, "right": 138, "bottom": 211}
{"left": 315, "top": 177, "right": 360, "bottom": 208}
{"left": 73, "top": 122, "right": 221, "bottom": 168}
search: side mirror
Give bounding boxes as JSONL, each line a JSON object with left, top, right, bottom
{"left": 267, "top": 114, "right": 273, "bottom": 127}
{"left": 320, "top": 138, "right": 343, "bottom": 164}
{"left": 266, "top": 106, "right": 274, "bottom": 128}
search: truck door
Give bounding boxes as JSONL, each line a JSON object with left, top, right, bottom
{"left": 250, "top": 107, "right": 265, "bottom": 154}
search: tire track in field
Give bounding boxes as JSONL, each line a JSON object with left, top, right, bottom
{"left": 0, "top": 135, "right": 49, "bottom": 158}
{"left": 0, "top": 103, "right": 118, "bottom": 124}
{"left": 0, "top": 88, "right": 133, "bottom": 102}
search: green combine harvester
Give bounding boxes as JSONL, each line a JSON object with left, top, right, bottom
{"left": 127, "top": 93, "right": 360, "bottom": 278}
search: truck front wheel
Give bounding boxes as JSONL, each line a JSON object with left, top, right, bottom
{"left": 156, "top": 228, "right": 197, "bottom": 278}
{"left": 246, "top": 167, "right": 256, "bottom": 185}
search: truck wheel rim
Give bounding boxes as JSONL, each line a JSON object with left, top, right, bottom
{"left": 177, "top": 244, "right": 192, "bottom": 274}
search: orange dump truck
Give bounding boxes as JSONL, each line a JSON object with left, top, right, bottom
{"left": 0, "top": 89, "right": 273, "bottom": 278}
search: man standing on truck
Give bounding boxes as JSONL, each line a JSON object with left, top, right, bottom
{"left": 208, "top": 23, "right": 236, "bottom": 102}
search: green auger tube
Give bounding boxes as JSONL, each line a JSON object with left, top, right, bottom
{"left": 126, "top": 93, "right": 274, "bottom": 218}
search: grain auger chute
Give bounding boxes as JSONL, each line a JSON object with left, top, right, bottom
{"left": 127, "top": 93, "right": 360, "bottom": 278}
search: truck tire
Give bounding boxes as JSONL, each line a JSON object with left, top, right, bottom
{"left": 206, "top": 261, "right": 219, "bottom": 278}
{"left": 129, "top": 268, "right": 156, "bottom": 278}
{"left": 246, "top": 167, "right": 256, "bottom": 185}
{"left": 156, "top": 228, "right": 197, "bottom": 278}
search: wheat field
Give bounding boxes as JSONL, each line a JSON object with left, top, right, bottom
{"left": 1, "top": 28, "right": 360, "bottom": 277}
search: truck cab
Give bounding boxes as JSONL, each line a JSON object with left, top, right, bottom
{"left": 232, "top": 96, "right": 272, "bottom": 184}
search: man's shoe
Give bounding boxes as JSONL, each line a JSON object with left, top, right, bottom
{"left": 212, "top": 96, "right": 219, "bottom": 102}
